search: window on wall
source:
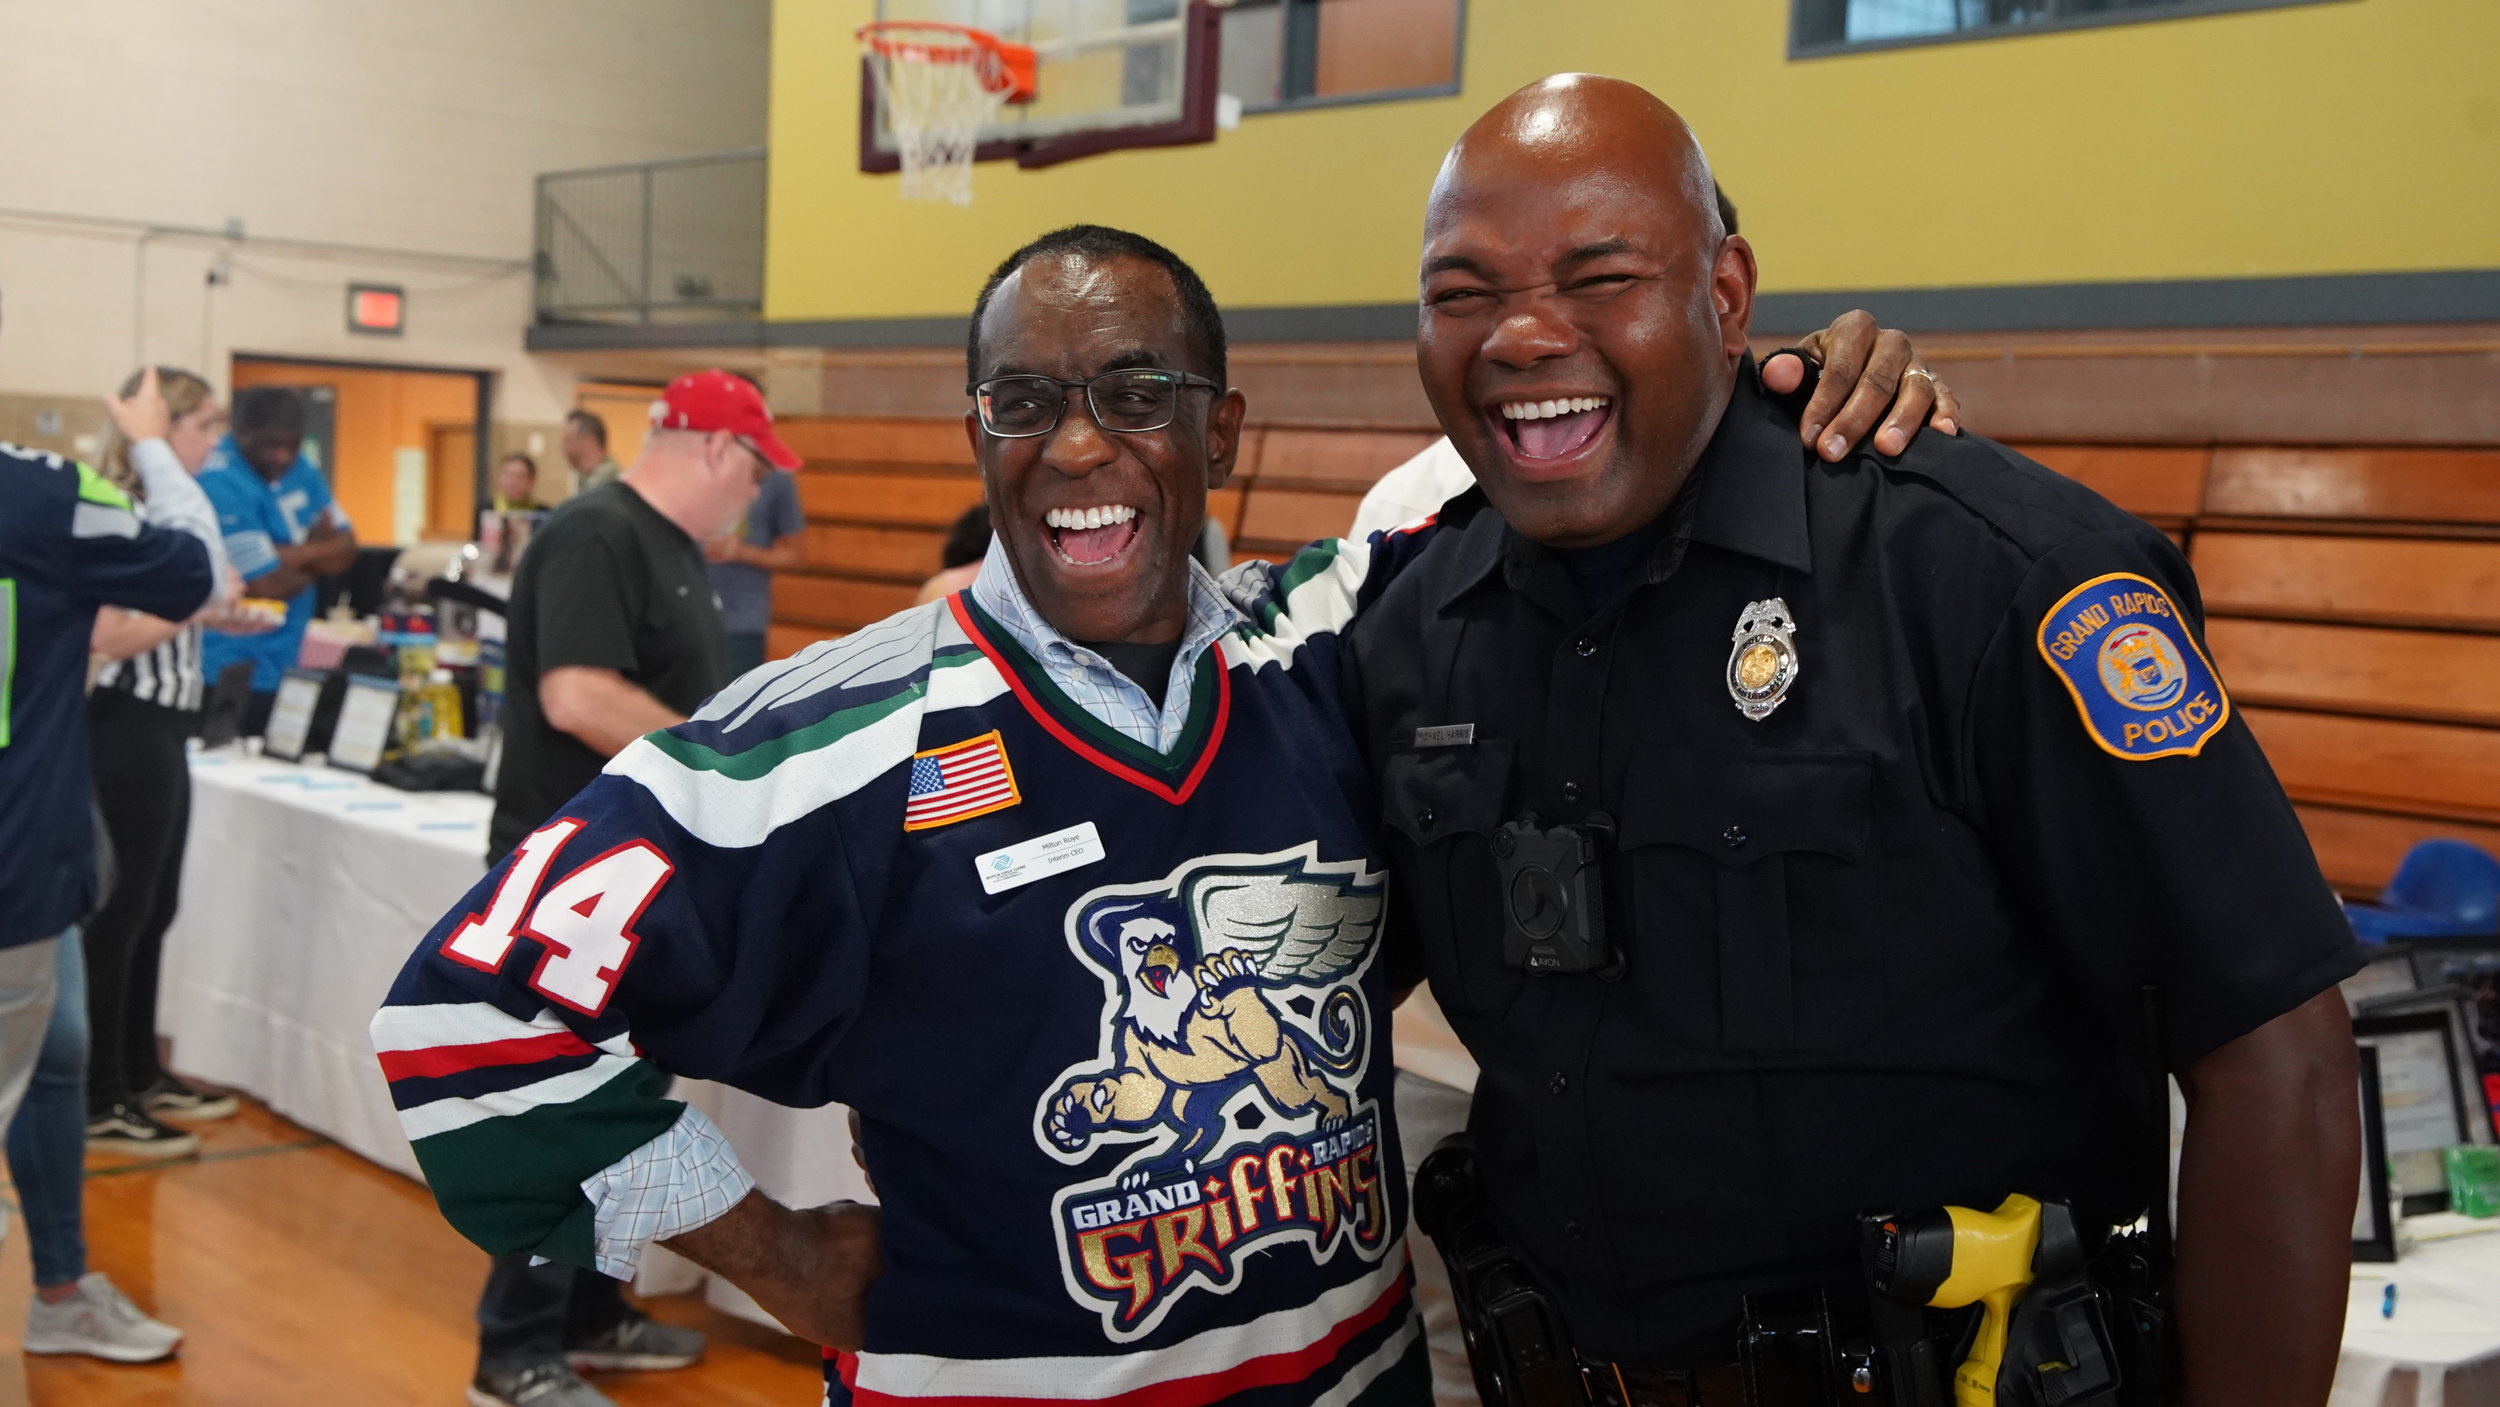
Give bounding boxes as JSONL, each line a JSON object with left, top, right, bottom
{"left": 1217, "top": 0, "right": 1463, "bottom": 113}
{"left": 1791, "top": 0, "right": 2348, "bottom": 56}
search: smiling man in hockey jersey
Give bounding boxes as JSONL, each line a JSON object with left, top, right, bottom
{"left": 374, "top": 225, "right": 1938, "bottom": 1407}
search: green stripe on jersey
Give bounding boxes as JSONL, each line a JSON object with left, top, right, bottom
{"left": 409, "top": 1060, "right": 681, "bottom": 1267}
{"left": 645, "top": 647, "right": 985, "bottom": 782}
{"left": 1254, "top": 539, "right": 1347, "bottom": 632}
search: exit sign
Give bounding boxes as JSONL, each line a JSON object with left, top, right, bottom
{"left": 347, "top": 282, "right": 405, "bottom": 335}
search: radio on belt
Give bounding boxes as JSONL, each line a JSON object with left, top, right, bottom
{"left": 1491, "top": 811, "right": 1616, "bottom": 975}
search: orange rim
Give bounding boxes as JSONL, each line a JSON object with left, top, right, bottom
{"left": 856, "top": 20, "right": 1038, "bottom": 102}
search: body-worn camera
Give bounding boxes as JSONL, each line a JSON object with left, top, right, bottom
{"left": 1491, "top": 812, "right": 1614, "bottom": 975}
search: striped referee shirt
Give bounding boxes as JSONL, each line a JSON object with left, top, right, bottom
{"left": 92, "top": 439, "right": 216, "bottom": 712}
{"left": 94, "top": 621, "right": 204, "bottom": 712}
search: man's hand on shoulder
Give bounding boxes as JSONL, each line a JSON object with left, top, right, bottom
{"left": 661, "top": 1189, "right": 882, "bottom": 1349}
{"left": 1761, "top": 309, "right": 1962, "bottom": 462}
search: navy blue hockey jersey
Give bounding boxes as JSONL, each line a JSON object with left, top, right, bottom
{"left": 374, "top": 533, "right": 1436, "bottom": 1405}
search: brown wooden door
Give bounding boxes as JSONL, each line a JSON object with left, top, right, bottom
{"left": 427, "top": 423, "right": 477, "bottom": 540}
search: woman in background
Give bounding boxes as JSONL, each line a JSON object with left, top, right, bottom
{"left": 81, "top": 367, "right": 247, "bottom": 1157}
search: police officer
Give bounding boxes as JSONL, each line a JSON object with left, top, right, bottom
{"left": 1343, "top": 76, "right": 2362, "bottom": 1407}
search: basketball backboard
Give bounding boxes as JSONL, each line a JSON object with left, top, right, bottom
{"left": 860, "top": 0, "right": 1223, "bottom": 174}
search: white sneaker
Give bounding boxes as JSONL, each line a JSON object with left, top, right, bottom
{"left": 24, "top": 1272, "right": 183, "bottom": 1362}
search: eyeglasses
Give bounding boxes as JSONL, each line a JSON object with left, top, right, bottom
{"left": 968, "top": 369, "right": 1221, "bottom": 439}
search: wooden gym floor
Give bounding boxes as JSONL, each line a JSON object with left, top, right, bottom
{"left": 0, "top": 1099, "right": 823, "bottom": 1406}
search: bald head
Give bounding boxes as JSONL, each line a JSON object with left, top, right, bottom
{"left": 1414, "top": 73, "right": 1757, "bottom": 548}
{"left": 1433, "top": 74, "right": 1723, "bottom": 258}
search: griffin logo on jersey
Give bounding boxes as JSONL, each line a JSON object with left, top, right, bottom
{"left": 1036, "top": 843, "right": 1393, "bottom": 1340}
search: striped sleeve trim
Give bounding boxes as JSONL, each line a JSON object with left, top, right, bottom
{"left": 398, "top": 1045, "right": 645, "bottom": 1142}
{"left": 1217, "top": 537, "right": 1377, "bottom": 673}
{"left": 848, "top": 1258, "right": 1411, "bottom": 1403}
{"left": 614, "top": 645, "right": 1009, "bottom": 850}
{"left": 372, "top": 1000, "right": 643, "bottom": 1142}
{"left": 374, "top": 998, "right": 683, "bottom": 1264}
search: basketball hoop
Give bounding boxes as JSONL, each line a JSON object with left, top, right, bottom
{"left": 857, "top": 21, "right": 1039, "bottom": 206}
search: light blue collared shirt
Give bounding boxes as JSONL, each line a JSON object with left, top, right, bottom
{"left": 967, "top": 542, "right": 1244, "bottom": 753}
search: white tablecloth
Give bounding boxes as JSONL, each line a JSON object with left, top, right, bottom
{"left": 156, "top": 747, "right": 868, "bottom": 1325}
{"left": 2338, "top": 1216, "right": 2500, "bottom": 1407}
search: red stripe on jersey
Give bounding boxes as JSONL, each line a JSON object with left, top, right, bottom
{"left": 378, "top": 1029, "right": 598, "bottom": 1083}
{"left": 838, "top": 1267, "right": 1404, "bottom": 1407}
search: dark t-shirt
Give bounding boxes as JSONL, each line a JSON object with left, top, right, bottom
{"left": 491, "top": 481, "right": 726, "bottom": 858}
{"left": 1080, "top": 637, "right": 1182, "bottom": 709}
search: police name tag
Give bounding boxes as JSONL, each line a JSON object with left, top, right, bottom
{"left": 976, "top": 822, "right": 1106, "bottom": 895}
{"left": 2036, "top": 572, "right": 2229, "bottom": 760}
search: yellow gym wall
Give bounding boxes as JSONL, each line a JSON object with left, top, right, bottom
{"left": 766, "top": 0, "right": 2500, "bottom": 324}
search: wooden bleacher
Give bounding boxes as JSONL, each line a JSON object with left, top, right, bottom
{"left": 2032, "top": 443, "right": 2500, "bottom": 898}
{"left": 770, "top": 416, "right": 2500, "bottom": 901}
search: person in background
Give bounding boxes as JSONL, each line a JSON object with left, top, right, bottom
{"left": 0, "top": 341, "right": 224, "bottom": 1361}
{"left": 9, "top": 928, "right": 184, "bottom": 1362}
{"left": 911, "top": 501, "right": 990, "bottom": 604}
{"left": 704, "top": 452, "right": 805, "bottom": 678}
{"left": 465, "top": 368, "right": 791, "bottom": 1407}
{"left": 197, "top": 385, "right": 358, "bottom": 734}
{"left": 85, "top": 368, "right": 257, "bottom": 1162}
{"left": 493, "top": 452, "right": 547, "bottom": 513}
{"left": 562, "top": 408, "right": 620, "bottom": 493}
{"left": 0, "top": 364, "right": 234, "bottom": 1364}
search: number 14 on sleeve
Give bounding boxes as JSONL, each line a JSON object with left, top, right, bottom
{"left": 441, "top": 818, "right": 675, "bottom": 1017}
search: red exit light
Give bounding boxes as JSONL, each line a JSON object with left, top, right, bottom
{"left": 348, "top": 283, "right": 405, "bottom": 335}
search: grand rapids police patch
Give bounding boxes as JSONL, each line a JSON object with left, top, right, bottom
{"left": 2037, "top": 572, "right": 2229, "bottom": 760}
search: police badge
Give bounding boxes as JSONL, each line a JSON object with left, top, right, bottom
{"left": 1727, "top": 598, "right": 1800, "bottom": 721}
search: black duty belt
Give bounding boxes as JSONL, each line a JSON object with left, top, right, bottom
{"left": 1579, "top": 1358, "right": 1807, "bottom": 1407}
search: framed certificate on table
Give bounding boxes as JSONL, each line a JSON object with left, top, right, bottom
{"left": 2354, "top": 1011, "right": 2477, "bottom": 1213}
{"left": 2354, "top": 1045, "right": 2398, "bottom": 1262}
{"left": 261, "top": 669, "right": 328, "bottom": 763}
{"left": 326, "top": 675, "right": 401, "bottom": 775}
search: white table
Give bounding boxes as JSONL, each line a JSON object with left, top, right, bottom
{"left": 156, "top": 747, "right": 868, "bottom": 1325}
{"left": 2338, "top": 1216, "right": 2500, "bottom": 1407}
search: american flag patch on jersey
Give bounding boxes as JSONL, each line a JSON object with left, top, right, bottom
{"left": 902, "top": 730, "right": 1021, "bottom": 830}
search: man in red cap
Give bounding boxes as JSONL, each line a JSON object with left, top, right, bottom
{"left": 466, "top": 369, "right": 795, "bottom": 1407}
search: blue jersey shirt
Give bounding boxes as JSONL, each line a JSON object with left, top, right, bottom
{"left": 198, "top": 437, "right": 338, "bottom": 690}
{"left": 0, "top": 443, "right": 214, "bottom": 946}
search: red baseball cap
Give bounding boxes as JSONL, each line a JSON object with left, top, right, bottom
{"left": 648, "top": 369, "right": 802, "bottom": 470}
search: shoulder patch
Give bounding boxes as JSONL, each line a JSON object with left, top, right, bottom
{"left": 2036, "top": 572, "right": 2228, "bottom": 760}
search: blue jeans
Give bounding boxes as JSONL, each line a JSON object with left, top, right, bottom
{"left": 6, "top": 929, "right": 88, "bottom": 1288}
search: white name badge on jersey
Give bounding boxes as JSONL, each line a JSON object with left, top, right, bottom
{"left": 976, "top": 822, "right": 1106, "bottom": 895}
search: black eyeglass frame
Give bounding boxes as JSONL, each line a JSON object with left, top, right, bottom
{"left": 966, "top": 369, "right": 1225, "bottom": 439}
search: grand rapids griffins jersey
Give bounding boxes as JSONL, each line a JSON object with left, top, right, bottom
{"left": 375, "top": 535, "right": 1435, "bottom": 1406}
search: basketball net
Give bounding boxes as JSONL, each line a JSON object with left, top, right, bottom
{"left": 859, "top": 22, "right": 1029, "bottom": 206}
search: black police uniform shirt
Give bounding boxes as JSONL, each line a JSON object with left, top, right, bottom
{"left": 492, "top": 480, "right": 728, "bottom": 859}
{"left": 1341, "top": 361, "right": 2363, "bottom": 1364}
